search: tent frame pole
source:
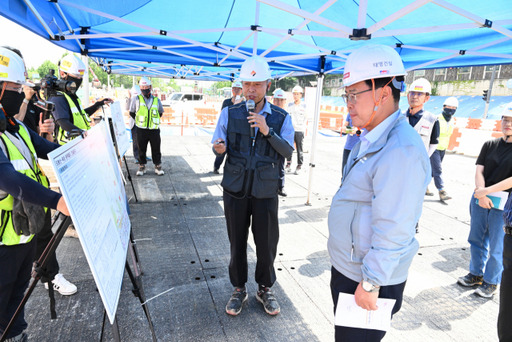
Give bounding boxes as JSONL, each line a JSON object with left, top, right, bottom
{"left": 306, "top": 73, "right": 324, "bottom": 206}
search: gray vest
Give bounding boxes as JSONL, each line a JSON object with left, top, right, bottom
{"left": 221, "top": 102, "right": 287, "bottom": 199}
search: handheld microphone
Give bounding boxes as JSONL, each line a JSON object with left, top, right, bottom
{"left": 247, "top": 99, "right": 256, "bottom": 139}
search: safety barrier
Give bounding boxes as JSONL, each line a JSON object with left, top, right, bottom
{"left": 123, "top": 103, "right": 504, "bottom": 157}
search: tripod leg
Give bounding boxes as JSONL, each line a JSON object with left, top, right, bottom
{"left": 0, "top": 212, "right": 71, "bottom": 341}
{"left": 129, "top": 233, "right": 143, "bottom": 276}
{"left": 125, "top": 262, "right": 157, "bottom": 342}
{"left": 123, "top": 156, "right": 138, "bottom": 202}
{"left": 111, "top": 317, "right": 121, "bottom": 342}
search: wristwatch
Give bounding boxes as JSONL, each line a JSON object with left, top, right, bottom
{"left": 264, "top": 127, "right": 275, "bottom": 139}
{"left": 362, "top": 280, "right": 380, "bottom": 293}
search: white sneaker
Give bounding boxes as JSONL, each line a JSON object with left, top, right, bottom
{"left": 136, "top": 165, "right": 146, "bottom": 176}
{"left": 155, "top": 165, "right": 164, "bottom": 176}
{"left": 44, "top": 273, "right": 77, "bottom": 296}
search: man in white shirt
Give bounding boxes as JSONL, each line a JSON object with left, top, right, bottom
{"left": 285, "top": 85, "right": 307, "bottom": 174}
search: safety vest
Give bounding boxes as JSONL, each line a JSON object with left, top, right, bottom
{"left": 0, "top": 123, "right": 49, "bottom": 246}
{"left": 412, "top": 110, "right": 438, "bottom": 151}
{"left": 221, "top": 102, "right": 287, "bottom": 199}
{"left": 57, "top": 92, "right": 91, "bottom": 145}
{"left": 437, "top": 114, "right": 454, "bottom": 151}
{"left": 135, "top": 95, "right": 160, "bottom": 130}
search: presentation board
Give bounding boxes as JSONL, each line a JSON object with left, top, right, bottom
{"left": 48, "top": 120, "right": 131, "bottom": 323}
{"left": 105, "top": 101, "right": 130, "bottom": 157}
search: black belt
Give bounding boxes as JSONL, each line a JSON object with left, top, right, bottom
{"left": 504, "top": 226, "right": 512, "bottom": 235}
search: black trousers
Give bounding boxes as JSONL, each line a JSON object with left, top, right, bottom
{"left": 498, "top": 234, "right": 512, "bottom": 341}
{"left": 35, "top": 210, "right": 59, "bottom": 283}
{"left": 330, "top": 267, "right": 406, "bottom": 342}
{"left": 0, "top": 239, "right": 36, "bottom": 339}
{"left": 131, "top": 125, "right": 139, "bottom": 161}
{"left": 223, "top": 192, "right": 279, "bottom": 288}
{"left": 287, "top": 131, "right": 304, "bottom": 166}
{"left": 137, "top": 127, "right": 162, "bottom": 165}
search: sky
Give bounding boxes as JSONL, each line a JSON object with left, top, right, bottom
{"left": 0, "top": 16, "right": 70, "bottom": 69}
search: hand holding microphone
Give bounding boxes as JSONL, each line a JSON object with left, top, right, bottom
{"left": 247, "top": 100, "right": 269, "bottom": 137}
{"left": 247, "top": 100, "right": 256, "bottom": 139}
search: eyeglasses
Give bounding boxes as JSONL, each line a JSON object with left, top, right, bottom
{"left": 341, "top": 88, "right": 372, "bottom": 104}
{"left": 409, "top": 91, "right": 426, "bottom": 98}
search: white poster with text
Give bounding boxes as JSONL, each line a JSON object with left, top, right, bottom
{"left": 49, "top": 120, "right": 131, "bottom": 323}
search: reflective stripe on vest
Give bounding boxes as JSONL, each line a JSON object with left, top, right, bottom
{"left": 413, "top": 111, "right": 437, "bottom": 151}
{"left": 57, "top": 92, "right": 91, "bottom": 145}
{"left": 437, "top": 115, "right": 453, "bottom": 151}
{"left": 0, "top": 124, "right": 49, "bottom": 245}
{"left": 135, "top": 95, "right": 160, "bottom": 130}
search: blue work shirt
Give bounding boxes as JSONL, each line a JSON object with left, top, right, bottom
{"left": 356, "top": 110, "right": 398, "bottom": 160}
{"left": 329, "top": 109, "right": 430, "bottom": 286}
{"left": 212, "top": 99, "right": 295, "bottom": 148}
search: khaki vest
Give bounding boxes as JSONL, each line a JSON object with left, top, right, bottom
{"left": 412, "top": 111, "right": 438, "bottom": 151}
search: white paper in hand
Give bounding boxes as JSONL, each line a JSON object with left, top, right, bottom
{"left": 335, "top": 292, "right": 396, "bottom": 332}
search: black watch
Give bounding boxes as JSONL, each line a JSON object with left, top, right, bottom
{"left": 264, "top": 127, "right": 274, "bottom": 139}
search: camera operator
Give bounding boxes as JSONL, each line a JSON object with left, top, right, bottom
{"left": 48, "top": 54, "right": 112, "bottom": 145}
{"left": 0, "top": 47, "right": 70, "bottom": 342}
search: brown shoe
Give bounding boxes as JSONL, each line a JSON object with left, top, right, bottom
{"left": 439, "top": 190, "right": 452, "bottom": 201}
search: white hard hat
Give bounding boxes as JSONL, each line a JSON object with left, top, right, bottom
{"left": 503, "top": 102, "right": 512, "bottom": 118}
{"left": 0, "top": 47, "right": 30, "bottom": 85}
{"left": 342, "top": 44, "right": 406, "bottom": 88}
{"left": 273, "top": 88, "right": 286, "bottom": 99}
{"left": 292, "top": 85, "right": 303, "bottom": 93}
{"left": 139, "top": 77, "right": 151, "bottom": 87}
{"left": 409, "top": 78, "right": 432, "bottom": 94}
{"left": 232, "top": 79, "right": 242, "bottom": 88}
{"left": 239, "top": 56, "right": 271, "bottom": 82}
{"left": 59, "top": 54, "right": 86, "bottom": 76}
{"left": 130, "top": 85, "right": 141, "bottom": 95}
{"left": 443, "top": 96, "right": 459, "bottom": 107}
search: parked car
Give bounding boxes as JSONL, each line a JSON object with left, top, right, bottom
{"left": 163, "top": 92, "right": 205, "bottom": 106}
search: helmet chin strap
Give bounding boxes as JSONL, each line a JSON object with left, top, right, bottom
{"left": 359, "top": 77, "right": 395, "bottom": 131}
{"left": 0, "top": 83, "right": 6, "bottom": 102}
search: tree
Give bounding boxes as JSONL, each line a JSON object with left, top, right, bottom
{"left": 89, "top": 62, "right": 108, "bottom": 86}
{"left": 37, "top": 60, "right": 59, "bottom": 79}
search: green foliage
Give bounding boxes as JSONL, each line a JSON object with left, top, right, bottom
{"left": 89, "top": 62, "right": 108, "bottom": 85}
{"left": 36, "top": 60, "right": 58, "bottom": 79}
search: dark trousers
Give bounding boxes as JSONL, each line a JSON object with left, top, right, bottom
{"left": 35, "top": 210, "right": 59, "bottom": 282}
{"left": 213, "top": 154, "right": 225, "bottom": 171}
{"left": 498, "top": 234, "right": 512, "bottom": 341}
{"left": 223, "top": 192, "right": 279, "bottom": 288}
{"left": 330, "top": 267, "right": 406, "bottom": 342}
{"left": 131, "top": 125, "right": 139, "bottom": 161}
{"left": 430, "top": 149, "right": 446, "bottom": 190}
{"left": 278, "top": 157, "right": 285, "bottom": 190}
{"left": 287, "top": 131, "right": 304, "bottom": 166}
{"left": 0, "top": 239, "right": 36, "bottom": 339}
{"left": 137, "top": 127, "right": 162, "bottom": 165}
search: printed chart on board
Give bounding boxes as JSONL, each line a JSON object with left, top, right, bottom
{"left": 105, "top": 100, "right": 130, "bottom": 157}
{"left": 49, "top": 120, "right": 131, "bottom": 323}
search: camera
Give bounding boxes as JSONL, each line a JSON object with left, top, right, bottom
{"left": 33, "top": 69, "right": 77, "bottom": 100}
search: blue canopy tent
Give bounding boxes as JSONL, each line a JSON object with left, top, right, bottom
{"left": 2, "top": 0, "right": 512, "bottom": 202}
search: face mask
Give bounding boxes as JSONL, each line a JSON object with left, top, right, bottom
{"left": 0, "top": 90, "right": 24, "bottom": 117}
{"left": 442, "top": 108, "right": 456, "bottom": 116}
{"left": 141, "top": 89, "right": 151, "bottom": 98}
{"left": 66, "top": 75, "right": 82, "bottom": 91}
